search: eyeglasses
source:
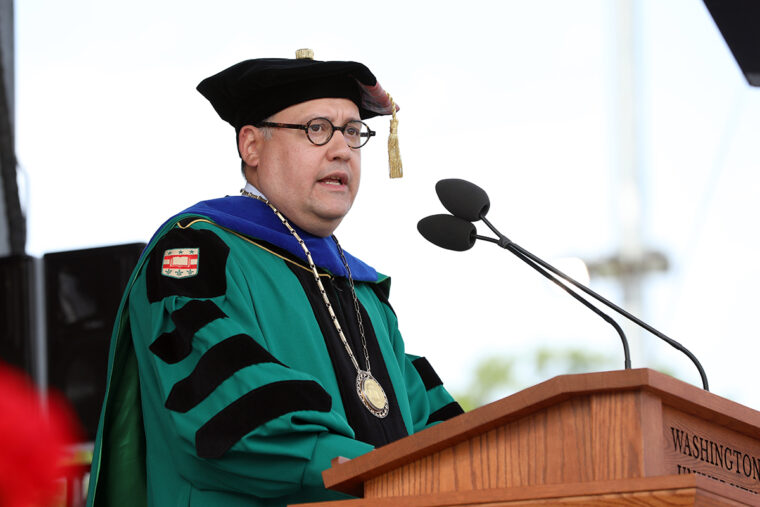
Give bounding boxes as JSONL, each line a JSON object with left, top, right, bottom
{"left": 256, "top": 117, "right": 376, "bottom": 149}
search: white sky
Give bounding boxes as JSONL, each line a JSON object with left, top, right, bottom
{"left": 14, "top": 1, "right": 760, "bottom": 408}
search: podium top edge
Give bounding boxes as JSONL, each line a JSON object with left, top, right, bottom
{"left": 323, "top": 368, "right": 760, "bottom": 492}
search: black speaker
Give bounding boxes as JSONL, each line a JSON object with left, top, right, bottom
{"left": 44, "top": 243, "right": 145, "bottom": 441}
{"left": 0, "top": 255, "right": 37, "bottom": 379}
{"left": 704, "top": 0, "right": 760, "bottom": 86}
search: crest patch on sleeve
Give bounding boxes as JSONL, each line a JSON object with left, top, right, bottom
{"left": 162, "top": 248, "right": 199, "bottom": 279}
{"left": 147, "top": 227, "right": 229, "bottom": 302}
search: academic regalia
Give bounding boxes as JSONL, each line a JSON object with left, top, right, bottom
{"left": 86, "top": 195, "right": 463, "bottom": 507}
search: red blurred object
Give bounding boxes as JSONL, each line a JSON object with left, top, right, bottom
{"left": 0, "top": 363, "right": 82, "bottom": 507}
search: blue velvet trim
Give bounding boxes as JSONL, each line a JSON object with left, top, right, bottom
{"left": 152, "top": 196, "right": 378, "bottom": 282}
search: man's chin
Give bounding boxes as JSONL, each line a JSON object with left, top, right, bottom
{"left": 313, "top": 215, "right": 347, "bottom": 237}
{"left": 291, "top": 210, "right": 348, "bottom": 237}
{"left": 314, "top": 202, "right": 353, "bottom": 223}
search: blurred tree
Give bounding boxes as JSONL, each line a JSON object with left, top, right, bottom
{"left": 453, "top": 347, "right": 616, "bottom": 412}
{"left": 453, "top": 347, "right": 680, "bottom": 412}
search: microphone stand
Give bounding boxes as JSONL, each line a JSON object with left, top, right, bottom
{"left": 479, "top": 214, "right": 709, "bottom": 391}
{"left": 475, "top": 232, "right": 631, "bottom": 371}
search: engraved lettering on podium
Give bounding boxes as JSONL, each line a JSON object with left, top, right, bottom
{"left": 667, "top": 425, "right": 760, "bottom": 496}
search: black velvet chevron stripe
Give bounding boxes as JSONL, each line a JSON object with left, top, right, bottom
{"left": 412, "top": 357, "right": 443, "bottom": 391}
{"left": 427, "top": 401, "right": 465, "bottom": 425}
{"left": 195, "top": 380, "right": 332, "bottom": 459}
{"left": 149, "top": 300, "right": 227, "bottom": 364}
{"left": 165, "top": 334, "right": 284, "bottom": 413}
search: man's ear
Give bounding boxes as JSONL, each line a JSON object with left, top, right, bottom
{"left": 238, "top": 125, "right": 260, "bottom": 168}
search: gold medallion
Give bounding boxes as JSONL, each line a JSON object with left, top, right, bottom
{"left": 356, "top": 370, "right": 389, "bottom": 418}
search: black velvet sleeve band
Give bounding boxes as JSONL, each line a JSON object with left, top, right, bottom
{"left": 165, "top": 334, "right": 284, "bottom": 413}
{"left": 194, "top": 380, "right": 332, "bottom": 459}
{"left": 150, "top": 300, "right": 227, "bottom": 364}
{"left": 412, "top": 357, "right": 443, "bottom": 391}
{"left": 427, "top": 401, "right": 464, "bottom": 425}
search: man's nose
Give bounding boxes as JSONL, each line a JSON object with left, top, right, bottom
{"left": 325, "top": 129, "right": 353, "bottom": 159}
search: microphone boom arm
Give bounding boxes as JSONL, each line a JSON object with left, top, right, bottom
{"left": 479, "top": 214, "right": 709, "bottom": 391}
{"left": 508, "top": 244, "right": 632, "bottom": 370}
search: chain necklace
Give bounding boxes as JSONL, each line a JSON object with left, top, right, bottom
{"left": 240, "top": 189, "right": 389, "bottom": 418}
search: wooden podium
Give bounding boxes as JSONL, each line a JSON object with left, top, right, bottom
{"left": 298, "top": 369, "right": 760, "bottom": 506}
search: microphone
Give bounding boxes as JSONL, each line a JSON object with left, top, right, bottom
{"left": 417, "top": 214, "right": 477, "bottom": 251}
{"left": 435, "top": 178, "right": 490, "bottom": 221}
{"left": 425, "top": 178, "right": 709, "bottom": 391}
{"left": 418, "top": 213, "right": 631, "bottom": 371}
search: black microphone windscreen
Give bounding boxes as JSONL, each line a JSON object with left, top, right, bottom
{"left": 417, "top": 214, "right": 477, "bottom": 251}
{"left": 435, "top": 179, "right": 490, "bottom": 222}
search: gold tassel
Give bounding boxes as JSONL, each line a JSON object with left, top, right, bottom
{"left": 387, "top": 92, "right": 403, "bottom": 178}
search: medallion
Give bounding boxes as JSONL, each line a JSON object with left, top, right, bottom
{"left": 356, "top": 370, "right": 389, "bottom": 418}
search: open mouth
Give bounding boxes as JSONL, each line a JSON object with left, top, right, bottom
{"left": 319, "top": 175, "right": 346, "bottom": 186}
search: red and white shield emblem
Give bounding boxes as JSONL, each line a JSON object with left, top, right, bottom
{"left": 161, "top": 248, "right": 199, "bottom": 278}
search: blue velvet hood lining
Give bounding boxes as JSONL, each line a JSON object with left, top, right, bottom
{"left": 156, "top": 195, "right": 378, "bottom": 282}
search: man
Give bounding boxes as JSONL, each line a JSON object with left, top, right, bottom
{"left": 86, "top": 50, "right": 462, "bottom": 507}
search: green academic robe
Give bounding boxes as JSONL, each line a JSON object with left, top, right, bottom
{"left": 87, "top": 198, "right": 462, "bottom": 507}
